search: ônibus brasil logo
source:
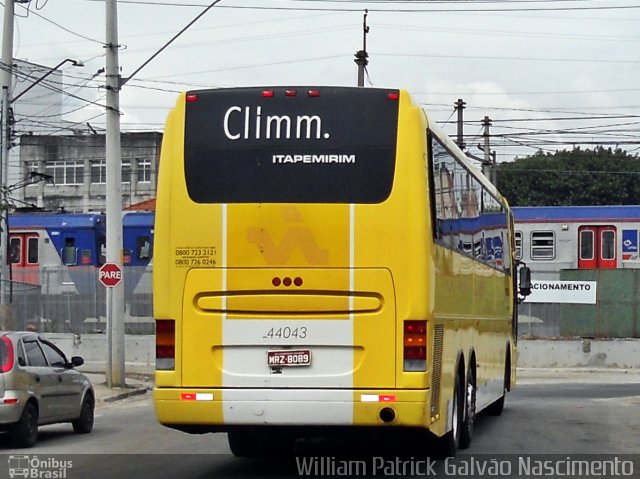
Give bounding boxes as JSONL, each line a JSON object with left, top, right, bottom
{"left": 8, "top": 455, "right": 73, "bottom": 479}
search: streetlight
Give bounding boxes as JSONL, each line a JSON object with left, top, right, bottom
{"left": 11, "top": 58, "right": 84, "bottom": 104}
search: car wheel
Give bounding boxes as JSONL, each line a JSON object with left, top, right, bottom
{"left": 72, "top": 392, "right": 95, "bottom": 434}
{"left": 11, "top": 402, "right": 39, "bottom": 448}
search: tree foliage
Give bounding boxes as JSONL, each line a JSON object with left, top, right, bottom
{"left": 495, "top": 147, "right": 640, "bottom": 206}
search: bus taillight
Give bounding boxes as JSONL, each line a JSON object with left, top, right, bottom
{"left": 156, "top": 319, "right": 175, "bottom": 371}
{"left": 403, "top": 320, "right": 426, "bottom": 372}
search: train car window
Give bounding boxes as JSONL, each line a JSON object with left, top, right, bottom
{"left": 601, "top": 230, "right": 616, "bottom": 260}
{"left": 580, "top": 230, "right": 594, "bottom": 260}
{"left": 514, "top": 231, "right": 523, "bottom": 260}
{"left": 62, "top": 238, "right": 77, "bottom": 265}
{"left": 137, "top": 236, "right": 151, "bottom": 260}
{"left": 531, "top": 231, "right": 555, "bottom": 260}
{"left": 9, "top": 237, "right": 21, "bottom": 264}
{"left": 27, "top": 236, "right": 39, "bottom": 264}
{"left": 123, "top": 249, "right": 132, "bottom": 265}
{"left": 80, "top": 249, "right": 92, "bottom": 265}
{"left": 98, "top": 237, "right": 106, "bottom": 265}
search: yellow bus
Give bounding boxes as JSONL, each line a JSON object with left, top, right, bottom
{"left": 153, "top": 86, "right": 531, "bottom": 457}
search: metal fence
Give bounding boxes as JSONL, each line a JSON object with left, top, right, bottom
{"left": 518, "top": 268, "right": 640, "bottom": 339}
{"left": 0, "top": 266, "right": 153, "bottom": 334}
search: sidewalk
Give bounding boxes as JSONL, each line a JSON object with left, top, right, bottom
{"left": 516, "top": 366, "right": 640, "bottom": 385}
{"left": 83, "top": 371, "right": 153, "bottom": 404}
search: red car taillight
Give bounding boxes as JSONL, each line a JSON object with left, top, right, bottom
{"left": 1, "top": 336, "right": 14, "bottom": 373}
{"left": 156, "top": 320, "right": 175, "bottom": 371}
{"left": 403, "top": 320, "right": 427, "bottom": 372}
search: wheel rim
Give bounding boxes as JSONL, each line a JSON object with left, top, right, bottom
{"left": 467, "top": 380, "right": 476, "bottom": 424}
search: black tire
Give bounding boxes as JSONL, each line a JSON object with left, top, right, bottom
{"left": 459, "top": 365, "right": 476, "bottom": 449}
{"left": 485, "top": 394, "right": 505, "bottom": 416}
{"left": 436, "top": 372, "right": 463, "bottom": 457}
{"left": 228, "top": 429, "right": 293, "bottom": 457}
{"left": 485, "top": 357, "right": 509, "bottom": 416}
{"left": 72, "top": 392, "right": 95, "bottom": 434}
{"left": 10, "top": 402, "right": 39, "bottom": 448}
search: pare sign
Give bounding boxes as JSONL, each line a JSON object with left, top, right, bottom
{"left": 98, "top": 263, "right": 123, "bottom": 288}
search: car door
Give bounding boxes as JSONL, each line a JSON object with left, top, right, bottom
{"left": 39, "top": 339, "right": 84, "bottom": 420}
{"left": 21, "top": 337, "right": 58, "bottom": 422}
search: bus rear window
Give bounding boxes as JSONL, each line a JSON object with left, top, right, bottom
{"left": 184, "top": 87, "right": 399, "bottom": 204}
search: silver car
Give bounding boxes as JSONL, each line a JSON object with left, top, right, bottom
{"left": 0, "top": 332, "right": 94, "bottom": 447}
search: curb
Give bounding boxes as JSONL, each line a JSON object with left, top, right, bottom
{"left": 102, "top": 386, "right": 150, "bottom": 403}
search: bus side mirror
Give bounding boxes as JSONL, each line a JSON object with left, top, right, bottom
{"left": 519, "top": 266, "right": 532, "bottom": 297}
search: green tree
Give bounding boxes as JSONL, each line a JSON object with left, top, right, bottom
{"left": 495, "top": 147, "right": 640, "bottom": 206}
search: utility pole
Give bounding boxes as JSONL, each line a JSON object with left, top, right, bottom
{"left": 0, "top": 0, "right": 17, "bottom": 315}
{"left": 354, "top": 9, "right": 369, "bottom": 87}
{"left": 454, "top": 98, "right": 466, "bottom": 150}
{"left": 105, "top": 0, "right": 125, "bottom": 388}
{"left": 479, "top": 116, "right": 497, "bottom": 186}
{"left": 102, "top": 0, "right": 221, "bottom": 387}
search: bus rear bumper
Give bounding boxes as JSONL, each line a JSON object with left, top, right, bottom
{"left": 154, "top": 387, "right": 432, "bottom": 432}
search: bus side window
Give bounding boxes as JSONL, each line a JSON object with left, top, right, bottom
{"left": 137, "top": 236, "right": 151, "bottom": 261}
{"left": 62, "top": 238, "right": 77, "bottom": 265}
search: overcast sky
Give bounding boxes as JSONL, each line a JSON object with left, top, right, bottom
{"left": 6, "top": 0, "right": 640, "bottom": 163}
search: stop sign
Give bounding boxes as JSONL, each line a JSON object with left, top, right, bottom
{"left": 98, "top": 262, "right": 123, "bottom": 288}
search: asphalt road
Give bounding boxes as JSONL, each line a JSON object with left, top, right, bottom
{"left": 0, "top": 372, "right": 638, "bottom": 479}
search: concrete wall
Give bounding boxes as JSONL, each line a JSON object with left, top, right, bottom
{"left": 43, "top": 333, "right": 155, "bottom": 373}
{"left": 40, "top": 334, "right": 640, "bottom": 371}
{"left": 517, "top": 338, "right": 640, "bottom": 368}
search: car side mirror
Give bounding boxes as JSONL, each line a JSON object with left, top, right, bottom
{"left": 70, "top": 356, "right": 84, "bottom": 368}
{"left": 519, "top": 266, "right": 532, "bottom": 297}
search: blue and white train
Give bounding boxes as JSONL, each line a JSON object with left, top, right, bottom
{"left": 512, "top": 205, "right": 640, "bottom": 276}
{"left": 8, "top": 210, "right": 154, "bottom": 295}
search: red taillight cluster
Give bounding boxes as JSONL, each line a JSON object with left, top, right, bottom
{"left": 1, "top": 336, "right": 14, "bottom": 373}
{"left": 261, "top": 89, "right": 320, "bottom": 98}
{"left": 156, "top": 320, "right": 175, "bottom": 371}
{"left": 403, "top": 320, "right": 427, "bottom": 371}
{"left": 272, "top": 277, "right": 303, "bottom": 287}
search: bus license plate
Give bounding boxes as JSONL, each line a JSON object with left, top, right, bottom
{"left": 267, "top": 349, "right": 311, "bottom": 367}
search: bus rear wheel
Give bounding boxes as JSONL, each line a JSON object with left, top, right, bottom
{"left": 435, "top": 371, "right": 463, "bottom": 457}
{"left": 486, "top": 354, "right": 510, "bottom": 416}
{"left": 459, "top": 365, "right": 476, "bottom": 449}
{"left": 227, "top": 428, "right": 294, "bottom": 457}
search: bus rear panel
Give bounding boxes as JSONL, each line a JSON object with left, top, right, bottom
{"left": 153, "top": 87, "right": 515, "bottom": 452}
